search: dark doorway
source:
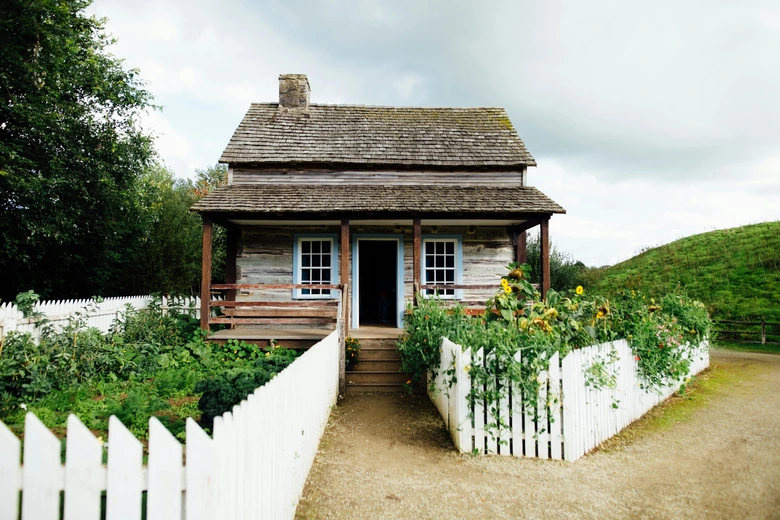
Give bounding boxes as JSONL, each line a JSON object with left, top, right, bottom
{"left": 358, "top": 240, "right": 397, "bottom": 326}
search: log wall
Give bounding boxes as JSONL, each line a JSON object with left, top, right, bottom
{"left": 231, "top": 169, "right": 524, "bottom": 186}
{"left": 236, "top": 225, "right": 513, "bottom": 305}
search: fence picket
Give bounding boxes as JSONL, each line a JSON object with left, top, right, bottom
{"left": 0, "top": 420, "right": 20, "bottom": 517}
{"left": 186, "top": 419, "right": 216, "bottom": 520}
{"left": 22, "top": 413, "right": 62, "bottom": 520}
{"left": 146, "top": 417, "right": 183, "bottom": 520}
{"left": 548, "top": 352, "right": 562, "bottom": 460}
{"left": 64, "top": 415, "right": 103, "bottom": 520}
{"left": 473, "top": 348, "right": 485, "bottom": 454}
{"left": 106, "top": 416, "right": 143, "bottom": 520}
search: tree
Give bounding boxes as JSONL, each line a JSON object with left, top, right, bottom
{"left": 120, "top": 163, "right": 229, "bottom": 296}
{"left": 526, "top": 231, "right": 587, "bottom": 291}
{"left": 0, "top": 0, "right": 155, "bottom": 301}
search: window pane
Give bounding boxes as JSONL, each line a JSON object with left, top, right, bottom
{"left": 436, "top": 242, "right": 444, "bottom": 255}
{"left": 302, "top": 254, "right": 310, "bottom": 267}
{"left": 435, "top": 270, "right": 444, "bottom": 282}
{"left": 312, "top": 255, "right": 321, "bottom": 267}
{"left": 446, "top": 241, "right": 454, "bottom": 255}
{"left": 322, "top": 255, "right": 331, "bottom": 267}
{"left": 312, "top": 241, "right": 321, "bottom": 254}
{"left": 426, "top": 242, "right": 434, "bottom": 255}
{"left": 425, "top": 255, "right": 434, "bottom": 268}
{"left": 435, "top": 255, "right": 444, "bottom": 268}
{"left": 322, "top": 241, "right": 331, "bottom": 254}
{"left": 311, "top": 270, "right": 321, "bottom": 282}
{"left": 302, "top": 270, "right": 310, "bottom": 282}
{"left": 302, "top": 241, "right": 310, "bottom": 254}
{"left": 323, "top": 270, "right": 331, "bottom": 282}
{"left": 426, "top": 269, "right": 434, "bottom": 283}
{"left": 445, "top": 255, "right": 454, "bottom": 268}
{"left": 445, "top": 270, "right": 454, "bottom": 282}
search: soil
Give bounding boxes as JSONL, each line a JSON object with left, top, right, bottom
{"left": 296, "top": 349, "right": 780, "bottom": 519}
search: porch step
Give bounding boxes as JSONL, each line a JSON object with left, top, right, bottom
{"left": 355, "top": 347, "right": 401, "bottom": 361}
{"left": 345, "top": 371, "right": 410, "bottom": 385}
{"left": 345, "top": 382, "right": 407, "bottom": 393}
{"left": 350, "top": 359, "right": 403, "bottom": 372}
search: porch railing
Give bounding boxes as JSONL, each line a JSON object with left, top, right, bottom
{"left": 207, "top": 284, "right": 344, "bottom": 329}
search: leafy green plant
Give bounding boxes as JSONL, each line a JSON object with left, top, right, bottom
{"left": 345, "top": 336, "right": 360, "bottom": 368}
{"left": 195, "top": 347, "right": 299, "bottom": 427}
{"left": 399, "top": 263, "right": 712, "bottom": 440}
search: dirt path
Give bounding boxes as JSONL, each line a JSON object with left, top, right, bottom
{"left": 296, "top": 349, "right": 780, "bottom": 519}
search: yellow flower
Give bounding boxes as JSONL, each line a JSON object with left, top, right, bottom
{"left": 503, "top": 285, "right": 512, "bottom": 294}
{"left": 575, "top": 286, "right": 584, "bottom": 295}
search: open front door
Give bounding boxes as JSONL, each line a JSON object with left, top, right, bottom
{"left": 352, "top": 236, "right": 404, "bottom": 329}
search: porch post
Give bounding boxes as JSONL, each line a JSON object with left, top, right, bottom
{"left": 540, "top": 216, "right": 550, "bottom": 299}
{"left": 339, "top": 219, "right": 349, "bottom": 396}
{"left": 515, "top": 230, "right": 527, "bottom": 265}
{"left": 413, "top": 217, "right": 421, "bottom": 302}
{"left": 200, "top": 215, "right": 213, "bottom": 331}
{"left": 225, "top": 225, "right": 238, "bottom": 301}
{"left": 340, "top": 219, "right": 349, "bottom": 330}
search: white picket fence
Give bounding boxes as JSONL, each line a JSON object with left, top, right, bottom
{"left": 0, "top": 295, "right": 202, "bottom": 342}
{"left": 430, "top": 338, "right": 710, "bottom": 461}
{"left": 0, "top": 329, "right": 340, "bottom": 520}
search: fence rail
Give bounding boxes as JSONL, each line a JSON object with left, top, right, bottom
{"left": 430, "top": 338, "right": 709, "bottom": 462}
{"left": 713, "top": 318, "right": 779, "bottom": 345}
{"left": 0, "top": 329, "right": 340, "bottom": 519}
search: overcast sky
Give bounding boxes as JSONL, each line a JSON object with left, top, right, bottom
{"left": 88, "top": 0, "right": 780, "bottom": 266}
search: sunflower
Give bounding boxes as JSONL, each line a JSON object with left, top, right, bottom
{"left": 575, "top": 285, "right": 584, "bottom": 295}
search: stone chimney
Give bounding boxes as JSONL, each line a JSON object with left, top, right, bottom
{"left": 278, "top": 74, "right": 310, "bottom": 110}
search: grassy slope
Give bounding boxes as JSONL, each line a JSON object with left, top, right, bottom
{"left": 593, "top": 221, "right": 780, "bottom": 322}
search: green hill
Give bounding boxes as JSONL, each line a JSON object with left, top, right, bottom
{"left": 591, "top": 221, "right": 780, "bottom": 323}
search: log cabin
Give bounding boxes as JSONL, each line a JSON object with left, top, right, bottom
{"left": 191, "top": 74, "right": 565, "bottom": 393}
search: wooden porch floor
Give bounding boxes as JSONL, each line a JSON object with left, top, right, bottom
{"left": 210, "top": 325, "right": 404, "bottom": 342}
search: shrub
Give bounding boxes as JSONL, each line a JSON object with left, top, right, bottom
{"left": 399, "top": 263, "right": 712, "bottom": 429}
{"left": 195, "top": 347, "right": 300, "bottom": 427}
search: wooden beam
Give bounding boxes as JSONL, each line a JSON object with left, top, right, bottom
{"left": 225, "top": 225, "right": 238, "bottom": 301}
{"left": 210, "top": 283, "right": 341, "bottom": 291}
{"left": 210, "top": 317, "right": 336, "bottom": 326}
{"left": 516, "top": 230, "right": 527, "bottom": 265}
{"left": 413, "top": 217, "right": 421, "bottom": 303}
{"left": 200, "top": 216, "right": 213, "bottom": 331}
{"left": 509, "top": 218, "right": 543, "bottom": 235}
{"left": 340, "top": 220, "right": 349, "bottom": 397}
{"left": 540, "top": 216, "right": 550, "bottom": 299}
{"left": 340, "top": 219, "right": 349, "bottom": 330}
{"left": 210, "top": 301, "right": 338, "bottom": 308}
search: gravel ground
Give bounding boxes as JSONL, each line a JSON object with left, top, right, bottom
{"left": 296, "top": 349, "right": 780, "bottom": 519}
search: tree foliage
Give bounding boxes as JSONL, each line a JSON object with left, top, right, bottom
{"left": 0, "top": 0, "right": 155, "bottom": 300}
{"left": 525, "top": 231, "right": 587, "bottom": 291}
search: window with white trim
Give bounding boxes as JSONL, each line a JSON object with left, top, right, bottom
{"left": 294, "top": 236, "right": 337, "bottom": 299}
{"left": 423, "top": 238, "right": 459, "bottom": 298}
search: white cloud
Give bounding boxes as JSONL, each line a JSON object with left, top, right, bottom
{"left": 85, "top": 0, "right": 780, "bottom": 265}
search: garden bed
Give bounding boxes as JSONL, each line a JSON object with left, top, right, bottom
{"left": 0, "top": 296, "right": 300, "bottom": 443}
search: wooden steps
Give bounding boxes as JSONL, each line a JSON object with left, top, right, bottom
{"left": 346, "top": 337, "right": 411, "bottom": 393}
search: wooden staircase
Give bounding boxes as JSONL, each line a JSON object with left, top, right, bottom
{"left": 346, "top": 337, "right": 411, "bottom": 393}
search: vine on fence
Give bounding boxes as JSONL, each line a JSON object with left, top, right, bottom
{"left": 397, "top": 263, "right": 712, "bottom": 440}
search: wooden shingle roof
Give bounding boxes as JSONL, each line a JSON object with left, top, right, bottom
{"left": 219, "top": 104, "right": 536, "bottom": 168}
{"left": 191, "top": 185, "right": 564, "bottom": 215}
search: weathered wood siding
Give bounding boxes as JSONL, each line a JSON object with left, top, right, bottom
{"left": 231, "top": 168, "right": 524, "bottom": 186}
{"left": 237, "top": 225, "right": 512, "bottom": 307}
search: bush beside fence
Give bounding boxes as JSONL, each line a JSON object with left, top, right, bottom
{"left": 0, "top": 329, "right": 340, "bottom": 520}
{"left": 430, "top": 337, "right": 709, "bottom": 461}
{"left": 0, "top": 295, "right": 202, "bottom": 342}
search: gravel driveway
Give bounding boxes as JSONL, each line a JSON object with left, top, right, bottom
{"left": 296, "top": 349, "right": 780, "bottom": 519}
